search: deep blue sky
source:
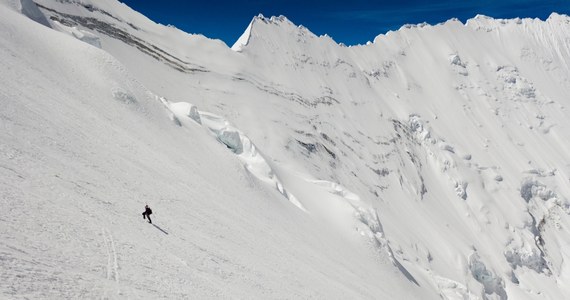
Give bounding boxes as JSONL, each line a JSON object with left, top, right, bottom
{"left": 121, "top": 0, "right": 570, "bottom": 46}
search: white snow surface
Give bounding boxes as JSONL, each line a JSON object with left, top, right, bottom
{"left": 3, "top": 0, "right": 570, "bottom": 299}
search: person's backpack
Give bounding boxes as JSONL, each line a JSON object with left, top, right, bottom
{"left": 148, "top": 208, "right": 153, "bottom": 215}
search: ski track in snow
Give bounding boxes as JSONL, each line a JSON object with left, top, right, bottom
{"left": 101, "top": 228, "right": 120, "bottom": 299}
{"left": 102, "top": 229, "right": 119, "bottom": 284}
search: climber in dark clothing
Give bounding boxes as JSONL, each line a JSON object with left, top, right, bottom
{"left": 142, "top": 205, "right": 152, "bottom": 224}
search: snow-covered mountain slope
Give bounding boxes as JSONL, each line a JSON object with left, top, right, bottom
{"left": 4, "top": 0, "right": 570, "bottom": 298}
{"left": 0, "top": 2, "right": 431, "bottom": 299}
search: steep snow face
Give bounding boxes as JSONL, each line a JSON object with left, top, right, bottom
{"left": 6, "top": 0, "right": 570, "bottom": 298}
{"left": 231, "top": 15, "right": 255, "bottom": 52}
{"left": 231, "top": 15, "right": 570, "bottom": 299}
{"left": 0, "top": 3, "right": 429, "bottom": 299}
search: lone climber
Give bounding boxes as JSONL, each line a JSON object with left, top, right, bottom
{"left": 142, "top": 204, "right": 152, "bottom": 224}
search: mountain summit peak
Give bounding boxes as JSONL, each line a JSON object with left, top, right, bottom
{"left": 253, "top": 14, "right": 291, "bottom": 24}
{"left": 231, "top": 14, "right": 299, "bottom": 52}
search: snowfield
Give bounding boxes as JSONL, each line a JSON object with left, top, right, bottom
{"left": 2, "top": 0, "right": 570, "bottom": 299}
